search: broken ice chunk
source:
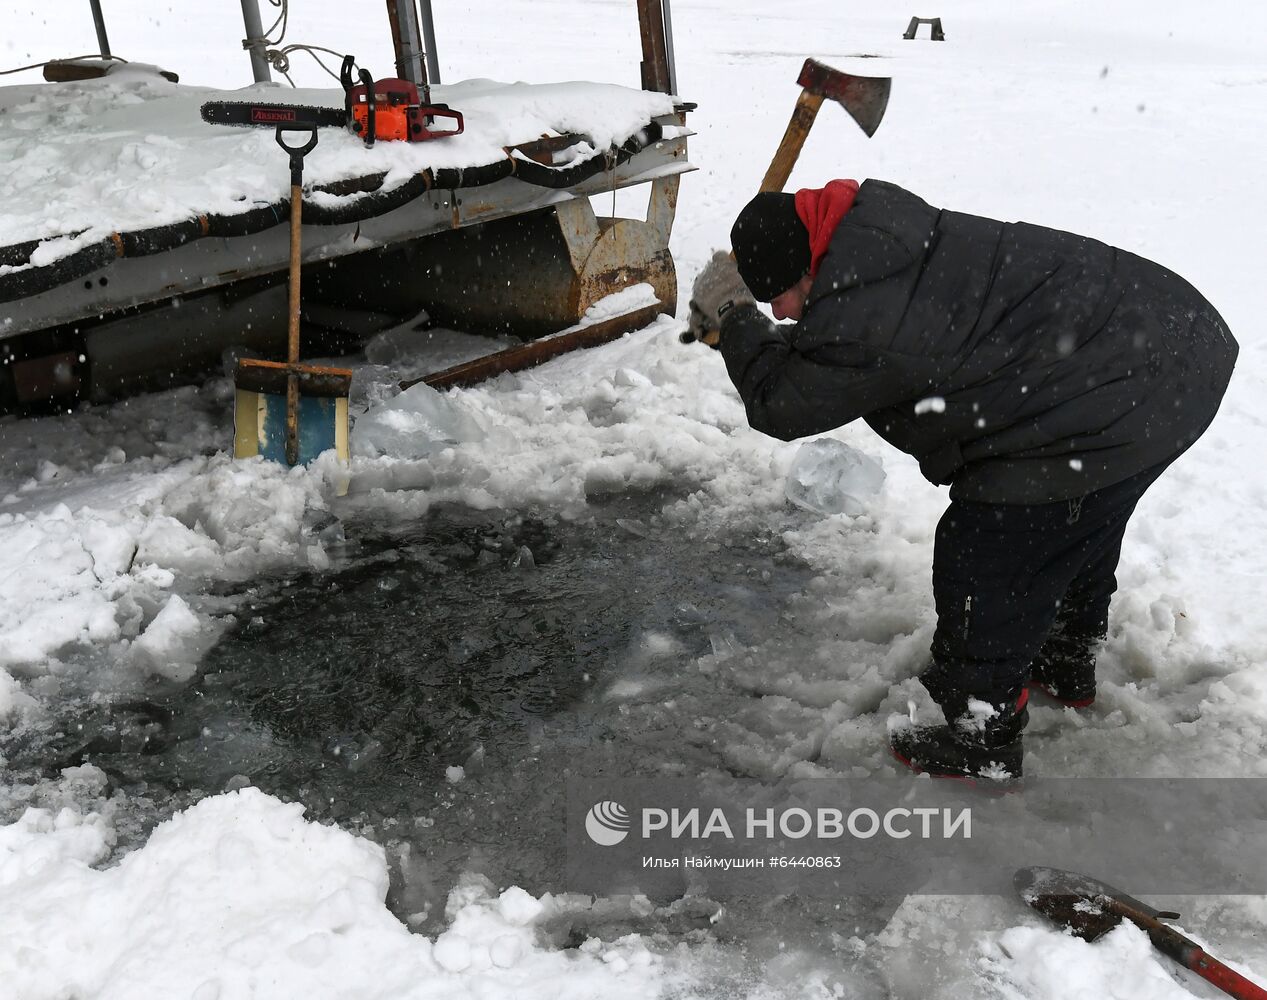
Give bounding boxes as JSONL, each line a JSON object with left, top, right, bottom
{"left": 785, "top": 438, "right": 885, "bottom": 517}
{"left": 351, "top": 382, "right": 485, "bottom": 459}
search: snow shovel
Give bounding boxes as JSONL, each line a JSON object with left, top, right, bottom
{"left": 201, "top": 104, "right": 353, "bottom": 466}
{"left": 1015, "top": 866, "right": 1267, "bottom": 999}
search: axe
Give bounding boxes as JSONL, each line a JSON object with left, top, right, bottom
{"left": 759, "top": 57, "right": 890, "bottom": 194}
{"left": 683, "top": 58, "right": 891, "bottom": 345}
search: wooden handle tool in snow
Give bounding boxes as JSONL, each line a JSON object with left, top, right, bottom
{"left": 1015, "top": 866, "right": 1267, "bottom": 1000}
{"left": 221, "top": 121, "right": 352, "bottom": 466}
{"left": 201, "top": 102, "right": 353, "bottom": 466}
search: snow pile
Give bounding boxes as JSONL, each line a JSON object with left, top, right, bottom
{"left": 0, "top": 448, "right": 339, "bottom": 685}
{"left": 0, "top": 774, "right": 116, "bottom": 891}
{"left": 985, "top": 923, "right": 1210, "bottom": 999}
{"left": 0, "top": 496, "right": 169, "bottom": 670}
{"left": 335, "top": 314, "right": 768, "bottom": 517}
{"left": 0, "top": 783, "right": 670, "bottom": 1000}
{"left": 871, "top": 894, "right": 1218, "bottom": 999}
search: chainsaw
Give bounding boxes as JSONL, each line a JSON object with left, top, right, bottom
{"left": 200, "top": 56, "right": 463, "bottom": 146}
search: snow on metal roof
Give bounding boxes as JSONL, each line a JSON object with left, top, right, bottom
{"left": 0, "top": 63, "right": 677, "bottom": 269}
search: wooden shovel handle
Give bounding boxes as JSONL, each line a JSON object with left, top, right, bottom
{"left": 288, "top": 182, "right": 303, "bottom": 366}
{"left": 285, "top": 182, "right": 302, "bottom": 465}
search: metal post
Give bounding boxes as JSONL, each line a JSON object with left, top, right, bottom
{"left": 419, "top": 0, "right": 441, "bottom": 85}
{"left": 88, "top": 0, "right": 111, "bottom": 58}
{"left": 386, "top": 0, "right": 427, "bottom": 87}
{"left": 635, "top": 0, "right": 672, "bottom": 93}
{"left": 240, "top": 0, "right": 273, "bottom": 84}
{"left": 660, "top": 0, "right": 678, "bottom": 95}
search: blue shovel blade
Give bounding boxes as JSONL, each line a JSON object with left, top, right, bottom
{"left": 235, "top": 389, "right": 349, "bottom": 465}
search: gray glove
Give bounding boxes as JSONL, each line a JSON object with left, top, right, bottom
{"left": 683, "top": 300, "right": 720, "bottom": 348}
{"left": 690, "top": 251, "right": 755, "bottom": 332}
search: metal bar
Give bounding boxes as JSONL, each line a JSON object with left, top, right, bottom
{"left": 386, "top": 0, "right": 427, "bottom": 87}
{"left": 89, "top": 0, "right": 111, "bottom": 58}
{"left": 401, "top": 302, "right": 667, "bottom": 392}
{"left": 240, "top": 0, "right": 273, "bottom": 84}
{"left": 660, "top": 0, "right": 678, "bottom": 95}
{"left": 419, "top": 0, "right": 441, "bottom": 85}
{"left": 6, "top": 151, "right": 695, "bottom": 340}
{"left": 635, "top": 0, "right": 671, "bottom": 93}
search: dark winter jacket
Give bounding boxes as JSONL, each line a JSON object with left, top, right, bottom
{"left": 719, "top": 180, "right": 1237, "bottom": 503}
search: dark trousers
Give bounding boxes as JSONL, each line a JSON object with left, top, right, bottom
{"left": 921, "top": 460, "right": 1172, "bottom": 708}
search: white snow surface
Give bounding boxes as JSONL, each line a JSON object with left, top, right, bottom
{"left": 0, "top": 777, "right": 670, "bottom": 1000}
{"left": 2, "top": 1, "right": 1267, "bottom": 998}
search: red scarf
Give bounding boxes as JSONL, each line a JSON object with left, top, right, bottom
{"left": 794, "top": 179, "right": 860, "bottom": 278}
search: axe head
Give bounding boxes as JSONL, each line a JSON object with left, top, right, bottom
{"left": 797, "top": 58, "right": 891, "bottom": 137}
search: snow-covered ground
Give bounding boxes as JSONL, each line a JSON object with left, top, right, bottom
{"left": 2, "top": 1, "right": 1266, "bottom": 997}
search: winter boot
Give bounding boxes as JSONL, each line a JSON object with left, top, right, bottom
{"left": 1028, "top": 626, "right": 1099, "bottom": 708}
{"left": 890, "top": 689, "right": 1029, "bottom": 788}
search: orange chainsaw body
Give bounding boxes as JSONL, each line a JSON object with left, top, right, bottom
{"left": 346, "top": 76, "right": 464, "bottom": 143}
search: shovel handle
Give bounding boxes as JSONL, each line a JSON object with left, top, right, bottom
{"left": 1187, "top": 951, "right": 1267, "bottom": 1000}
{"left": 274, "top": 125, "right": 317, "bottom": 465}
{"left": 1135, "top": 909, "right": 1267, "bottom": 1000}
{"left": 275, "top": 127, "right": 319, "bottom": 156}
{"left": 275, "top": 126, "right": 318, "bottom": 185}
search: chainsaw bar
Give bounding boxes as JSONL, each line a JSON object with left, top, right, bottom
{"left": 200, "top": 101, "right": 348, "bottom": 130}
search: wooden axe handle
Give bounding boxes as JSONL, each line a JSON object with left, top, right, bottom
{"left": 759, "top": 90, "right": 826, "bottom": 193}
{"left": 680, "top": 90, "right": 822, "bottom": 347}
{"left": 685, "top": 66, "right": 870, "bottom": 347}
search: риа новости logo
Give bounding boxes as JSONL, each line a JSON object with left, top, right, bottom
{"left": 585, "top": 801, "right": 630, "bottom": 846}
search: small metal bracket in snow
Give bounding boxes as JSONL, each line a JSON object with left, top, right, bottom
{"left": 903, "top": 17, "right": 946, "bottom": 41}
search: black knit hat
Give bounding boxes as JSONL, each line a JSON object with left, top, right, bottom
{"left": 730, "top": 192, "right": 811, "bottom": 301}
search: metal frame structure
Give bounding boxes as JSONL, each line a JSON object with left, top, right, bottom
{"left": 1, "top": 0, "right": 690, "bottom": 407}
{"left": 385, "top": 0, "right": 427, "bottom": 86}
{"left": 241, "top": 0, "right": 274, "bottom": 83}
{"left": 89, "top": 0, "right": 112, "bottom": 57}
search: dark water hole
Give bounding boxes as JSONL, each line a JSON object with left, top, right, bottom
{"left": 10, "top": 492, "right": 835, "bottom": 934}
